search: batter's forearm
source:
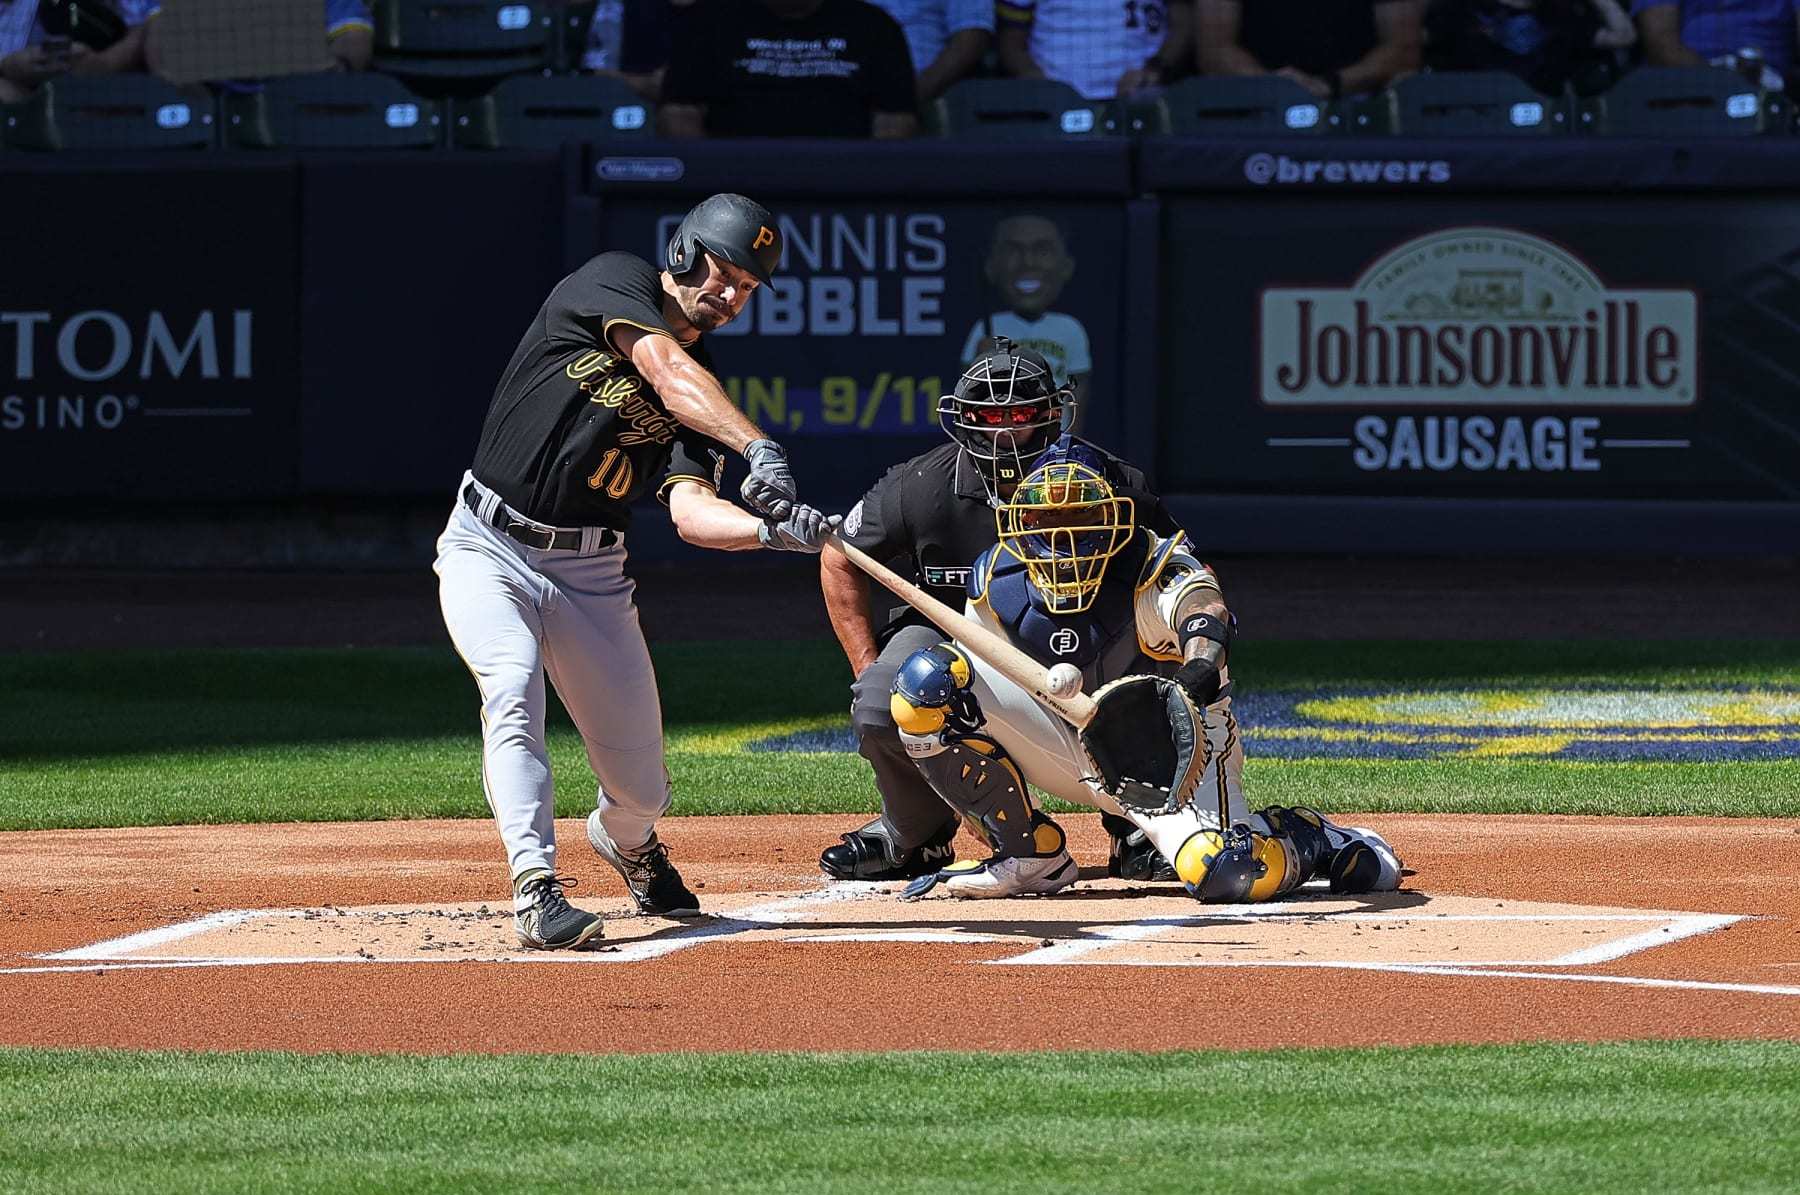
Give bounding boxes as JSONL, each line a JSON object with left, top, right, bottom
{"left": 668, "top": 486, "right": 764, "bottom": 551}
{"left": 656, "top": 356, "right": 767, "bottom": 455}
{"left": 821, "top": 549, "right": 879, "bottom": 673}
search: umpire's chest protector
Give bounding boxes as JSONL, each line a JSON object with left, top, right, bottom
{"left": 973, "top": 536, "right": 1160, "bottom": 691}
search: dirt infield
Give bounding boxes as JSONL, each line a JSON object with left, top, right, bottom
{"left": 2, "top": 814, "right": 1796, "bottom": 1054}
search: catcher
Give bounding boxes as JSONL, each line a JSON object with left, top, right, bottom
{"left": 889, "top": 437, "right": 1404, "bottom": 902}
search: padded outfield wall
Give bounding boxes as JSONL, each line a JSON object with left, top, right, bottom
{"left": 1, "top": 138, "right": 1796, "bottom": 555}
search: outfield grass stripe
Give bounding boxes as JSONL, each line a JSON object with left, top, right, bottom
{"left": 2, "top": 641, "right": 1797, "bottom": 828}
{"left": 3, "top": 1042, "right": 1799, "bottom": 1194}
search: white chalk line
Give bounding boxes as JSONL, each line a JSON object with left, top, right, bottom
{"left": 6, "top": 888, "right": 867, "bottom": 975}
{"left": 2, "top": 890, "right": 1769, "bottom": 1000}
{"left": 45, "top": 909, "right": 290, "bottom": 960}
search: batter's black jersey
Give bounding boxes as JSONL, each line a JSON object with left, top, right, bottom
{"left": 470, "top": 252, "right": 727, "bottom": 530}
{"left": 840, "top": 440, "right": 1177, "bottom": 643}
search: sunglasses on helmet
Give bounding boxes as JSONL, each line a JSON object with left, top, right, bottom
{"left": 961, "top": 403, "right": 1051, "bottom": 428}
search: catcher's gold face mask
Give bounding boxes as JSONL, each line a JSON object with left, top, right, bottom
{"left": 996, "top": 458, "right": 1135, "bottom": 613}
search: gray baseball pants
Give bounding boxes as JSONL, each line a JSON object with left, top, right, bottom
{"left": 435, "top": 473, "right": 670, "bottom": 882}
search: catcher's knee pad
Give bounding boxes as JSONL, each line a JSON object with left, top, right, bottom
{"left": 911, "top": 734, "right": 1043, "bottom": 859}
{"left": 1171, "top": 829, "right": 1264, "bottom": 903}
{"left": 890, "top": 643, "right": 980, "bottom": 742}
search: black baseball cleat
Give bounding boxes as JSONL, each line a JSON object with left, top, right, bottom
{"left": 820, "top": 818, "right": 956, "bottom": 881}
{"left": 587, "top": 811, "right": 702, "bottom": 917}
{"left": 513, "top": 870, "right": 605, "bottom": 951}
{"left": 1102, "top": 813, "right": 1178, "bottom": 882}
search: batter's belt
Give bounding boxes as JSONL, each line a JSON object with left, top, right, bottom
{"left": 462, "top": 481, "right": 619, "bottom": 552}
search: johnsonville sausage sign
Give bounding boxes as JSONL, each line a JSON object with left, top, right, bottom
{"left": 1260, "top": 228, "right": 1698, "bottom": 407}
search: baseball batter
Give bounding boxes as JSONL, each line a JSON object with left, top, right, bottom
{"left": 820, "top": 340, "right": 1180, "bottom": 884}
{"left": 886, "top": 437, "right": 1405, "bottom": 901}
{"left": 436, "top": 193, "right": 838, "bottom": 951}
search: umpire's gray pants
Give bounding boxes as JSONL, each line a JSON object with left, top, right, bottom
{"left": 852, "top": 622, "right": 960, "bottom": 851}
{"left": 435, "top": 475, "right": 671, "bottom": 882}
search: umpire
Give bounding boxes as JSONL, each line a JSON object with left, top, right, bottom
{"left": 819, "top": 339, "right": 1179, "bottom": 883}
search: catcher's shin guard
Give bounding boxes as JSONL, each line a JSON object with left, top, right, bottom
{"left": 891, "top": 643, "right": 1044, "bottom": 858}
{"left": 1169, "top": 827, "right": 1307, "bottom": 903}
{"left": 902, "top": 812, "right": 1077, "bottom": 899}
{"left": 908, "top": 735, "right": 1041, "bottom": 858}
{"left": 1257, "top": 805, "right": 1403, "bottom": 893}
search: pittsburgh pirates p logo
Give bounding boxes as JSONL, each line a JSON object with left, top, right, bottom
{"left": 752, "top": 226, "right": 775, "bottom": 250}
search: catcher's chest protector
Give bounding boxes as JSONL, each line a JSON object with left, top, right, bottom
{"left": 977, "top": 545, "right": 1158, "bottom": 691}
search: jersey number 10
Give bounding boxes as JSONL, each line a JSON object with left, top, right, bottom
{"left": 588, "top": 448, "right": 634, "bottom": 499}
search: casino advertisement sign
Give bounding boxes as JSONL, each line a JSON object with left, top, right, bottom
{"left": 596, "top": 200, "right": 1126, "bottom": 446}
{"left": 1160, "top": 204, "right": 1800, "bottom": 501}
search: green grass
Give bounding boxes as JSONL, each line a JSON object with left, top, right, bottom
{"left": 1, "top": 641, "right": 1796, "bottom": 829}
{"left": 2, "top": 1041, "right": 1797, "bottom": 1193}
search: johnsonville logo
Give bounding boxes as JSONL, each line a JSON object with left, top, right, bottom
{"left": 1260, "top": 229, "right": 1697, "bottom": 407}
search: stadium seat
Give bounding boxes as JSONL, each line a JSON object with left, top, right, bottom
{"left": 1152, "top": 75, "right": 1334, "bottom": 136}
{"left": 454, "top": 73, "right": 649, "bottom": 148}
{"left": 546, "top": 0, "right": 598, "bottom": 73}
{"left": 224, "top": 72, "right": 443, "bottom": 149}
{"left": 930, "top": 78, "right": 1112, "bottom": 139}
{"left": 1579, "top": 66, "right": 1790, "bottom": 135}
{"left": 0, "top": 75, "right": 215, "bottom": 151}
{"left": 1359, "top": 71, "right": 1569, "bottom": 136}
{"left": 372, "top": 0, "right": 552, "bottom": 98}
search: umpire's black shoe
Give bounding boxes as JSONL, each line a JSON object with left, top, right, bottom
{"left": 586, "top": 811, "right": 702, "bottom": 917}
{"left": 1102, "top": 813, "right": 1178, "bottom": 882}
{"left": 820, "top": 818, "right": 956, "bottom": 881}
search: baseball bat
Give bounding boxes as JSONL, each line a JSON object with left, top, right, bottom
{"left": 825, "top": 536, "right": 1098, "bottom": 729}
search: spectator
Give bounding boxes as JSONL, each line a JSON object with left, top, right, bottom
{"left": 1196, "top": 0, "right": 1425, "bottom": 98}
{"left": 1, "top": 0, "right": 148, "bottom": 103}
{"left": 138, "top": 0, "right": 374, "bottom": 75}
{"left": 998, "top": 0, "right": 1193, "bottom": 101}
{"left": 1425, "top": 0, "right": 1636, "bottom": 94}
{"left": 1633, "top": 0, "right": 1799, "bottom": 82}
{"left": 582, "top": 0, "right": 699, "bottom": 101}
{"left": 661, "top": 0, "right": 919, "bottom": 138}
{"left": 871, "top": 0, "right": 993, "bottom": 101}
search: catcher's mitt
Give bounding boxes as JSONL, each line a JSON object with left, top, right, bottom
{"left": 1079, "top": 674, "right": 1209, "bottom": 815}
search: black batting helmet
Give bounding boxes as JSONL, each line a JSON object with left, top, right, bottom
{"left": 666, "top": 193, "right": 782, "bottom": 284}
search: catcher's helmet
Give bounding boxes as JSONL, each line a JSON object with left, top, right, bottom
{"left": 940, "top": 338, "right": 1071, "bottom": 494}
{"left": 996, "top": 437, "right": 1135, "bottom": 614}
{"left": 666, "top": 193, "right": 782, "bottom": 284}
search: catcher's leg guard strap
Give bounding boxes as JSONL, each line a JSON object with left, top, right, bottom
{"left": 911, "top": 736, "right": 1042, "bottom": 858}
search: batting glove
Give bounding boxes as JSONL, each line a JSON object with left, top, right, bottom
{"left": 759, "top": 506, "right": 841, "bottom": 553}
{"left": 740, "top": 438, "right": 797, "bottom": 521}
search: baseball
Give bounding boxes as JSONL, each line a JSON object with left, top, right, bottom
{"left": 1046, "top": 663, "right": 1083, "bottom": 698}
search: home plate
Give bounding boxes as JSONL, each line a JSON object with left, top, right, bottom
{"left": 21, "top": 883, "right": 1742, "bottom": 974}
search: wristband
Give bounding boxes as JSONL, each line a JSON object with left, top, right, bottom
{"left": 1178, "top": 611, "right": 1232, "bottom": 651}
